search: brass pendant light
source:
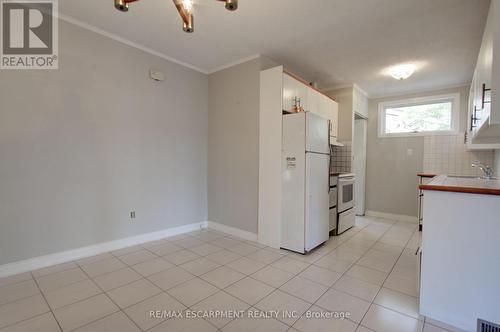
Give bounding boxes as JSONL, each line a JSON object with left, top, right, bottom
{"left": 114, "top": 0, "right": 238, "bottom": 33}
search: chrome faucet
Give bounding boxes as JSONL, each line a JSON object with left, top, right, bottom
{"left": 472, "top": 161, "right": 494, "bottom": 179}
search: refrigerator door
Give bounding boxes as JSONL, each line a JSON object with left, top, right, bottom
{"left": 306, "top": 112, "right": 330, "bottom": 154}
{"left": 305, "top": 153, "right": 330, "bottom": 252}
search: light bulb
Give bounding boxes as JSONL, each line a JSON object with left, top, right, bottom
{"left": 388, "top": 64, "right": 416, "bottom": 80}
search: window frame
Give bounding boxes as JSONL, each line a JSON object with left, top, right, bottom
{"left": 378, "top": 93, "right": 460, "bottom": 138}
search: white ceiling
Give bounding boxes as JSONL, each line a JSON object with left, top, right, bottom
{"left": 60, "top": 0, "right": 490, "bottom": 97}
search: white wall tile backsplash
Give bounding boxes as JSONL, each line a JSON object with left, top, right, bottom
{"left": 423, "top": 134, "right": 495, "bottom": 176}
{"left": 331, "top": 143, "right": 352, "bottom": 173}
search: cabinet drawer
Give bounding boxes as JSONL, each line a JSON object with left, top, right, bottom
{"left": 329, "top": 188, "right": 337, "bottom": 207}
{"left": 329, "top": 207, "right": 337, "bottom": 232}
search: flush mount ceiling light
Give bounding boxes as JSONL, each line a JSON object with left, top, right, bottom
{"left": 387, "top": 63, "right": 417, "bottom": 80}
{"left": 114, "top": 0, "right": 238, "bottom": 33}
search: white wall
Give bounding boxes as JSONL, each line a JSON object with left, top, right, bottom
{"left": 0, "top": 21, "right": 208, "bottom": 265}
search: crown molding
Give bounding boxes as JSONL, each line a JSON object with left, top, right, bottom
{"left": 59, "top": 14, "right": 210, "bottom": 74}
{"left": 206, "top": 54, "right": 261, "bottom": 74}
{"left": 370, "top": 82, "right": 471, "bottom": 99}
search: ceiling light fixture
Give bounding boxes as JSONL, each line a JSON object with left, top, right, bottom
{"left": 114, "top": 0, "right": 238, "bottom": 33}
{"left": 388, "top": 63, "right": 416, "bottom": 80}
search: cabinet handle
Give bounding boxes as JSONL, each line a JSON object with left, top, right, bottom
{"left": 482, "top": 83, "right": 491, "bottom": 109}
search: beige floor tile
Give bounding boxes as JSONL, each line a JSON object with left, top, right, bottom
{"left": 190, "top": 243, "right": 223, "bottom": 256}
{"left": 124, "top": 293, "right": 186, "bottom": 331}
{"left": 53, "top": 294, "right": 118, "bottom": 332}
{"left": 162, "top": 249, "right": 200, "bottom": 265}
{"left": 0, "top": 273, "right": 33, "bottom": 288}
{"left": 149, "top": 316, "right": 217, "bottom": 332}
{"left": 279, "top": 276, "right": 328, "bottom": 303}
{"left": 32, "top": 262, "right": 78, "bottom": 278}
{"left": 36, "top": 268, "right": 88, "bottom": 292}
{"left": 333, "top": 276, "right": 381, "bottom": 302}
{"left": 200, "top": 266, "right": 245, "bottom": 289}
{"left": 44, "top": 279, "right": 101, "bottom": 310}
{"left": 146, "top": 242, "right": 183, "bottom": 256}
{"left": 298, "top": 265, "right": 342, "bottom": 287}
{"left": 111, "top": 245, "right": 144, "bottom": 257}
{"left": 80, "top": 257, "right": 127, "bottom": 278}
{"left": 226, "top": 257, "right": 267, "bottom": 275}
{"left": 315, "top": 288, "right": 371, "bottom": 323}
{"left": 167, "top": 278, "right": 219, "bottom": 307}
{"left": 171, "top": 237, "right": 206, "bottom": 249}
{"left": 245, "top": 248, "right": 284, "bottom": 264}
{"left": 0, "top": 312, "right": 60, "bottom": 332}
{"left": 180, "top": 258, "right": 220, "bottom": 276}
{"left": 107, "top": 278, "right": 161, "bottom": 309}
{"left": 361, "top": 304, "right": 423, "bottom": 332}
{"left": 191, "top": 291, "right": 250, "bottom": 328}
{"left": 374, "top": 287, "right": 421, "bottom": 320}
{"left": 225, "top": 277, "right": 275, "bottom": 305}
{"left": 372, "top": 242, "right": 404, "bottom": 255}
{"left": 74, "top": 311, "right": 139, "bottom": 332}
{"left": 210, "top": 237, "right": 242, "bottom": 249}
{"left": 76, "top": 253, "right": 114, "bottom": 266}
{"left": 117, "top": 249, "right": 157, "bottom": 266}
{"left": 222, "top": 314, "right": 288, "bottom": 332}
{"left": 357, "top": 255, "right": 396, "bottom": 273}
{"left": 205, "top": 249, "right": 241, "bottom": 265}
{"left": 270, "top": 257, "right": 309, "bottom": 275}
{"left": 293, "top": 306, "right": 358, "bottom": 332}
{"left": 92, "top": 267, "right": 142, "bottom": 292}
{"left": 147, "top": 267, "right": 195, "bottom": 290}
{"left": 0, "top": 279, "right": 40, "bottom": 305}
{"left": 346, "top": 265, "right": 388, "bottom": 286}
{"left": 251, "top": 266, "right": 294, "bottom": 288}
{"left": 194, "top": 231, "right": 226, "bottom": 242}
{"left": 383, "top": 274, "right": 419, "bottom": 297}
{"left": 356, "top": 326, "right": 376, "bottom": 332}
{"left": 255, "top": 290, "right": 311, "bottom": 326}
{"left": 0, "top": 294, "right": 50, "bottom": 329}
{"left": 131, "top": 257, "right": 174, "bottom": 277}
{"left": 313, "top": 256, "right": 353, "bottom": 274}
{"left": 227, "top": 243, "right": 260, "bottom": 256}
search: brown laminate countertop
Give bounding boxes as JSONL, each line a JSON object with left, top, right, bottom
{"left": 417, "top": 173, "right": 437, "bottom": 178}
{"left": 419, "top": 175, "right": 500, "bottom": 196}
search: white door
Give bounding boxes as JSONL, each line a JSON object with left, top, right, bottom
{"left": 353, "top": 119, "right": 367, "bottom": 215}
{"left": 306, "top": 112, "right": 329, "bottom": 154}
{"left": 305, "top": 153, "right": 330, "bottom": 251}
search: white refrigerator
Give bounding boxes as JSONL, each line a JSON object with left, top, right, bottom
{"left": 281, "top": 112, "right": 330, "bottom": 254}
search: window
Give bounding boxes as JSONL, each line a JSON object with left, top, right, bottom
{"left": 378, "top": 93, "right": 460, "bottom": 137}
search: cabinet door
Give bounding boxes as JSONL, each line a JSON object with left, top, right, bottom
{"left": 307, "top": 88, "right": 319, "bottom": 115}
{"left": 283, "top": 74, "right": 296, "bottom": 112}
{"left": 296, "top": 81, "right": 308, "bottom": 112}
{"left": 330, "top": 100, "right": 339, "bottom": 138}
{"left": 318, "top": 94, "right": 329, "bottom": 119}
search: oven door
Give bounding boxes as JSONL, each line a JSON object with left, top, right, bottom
{"left": 338, "top": 177, "right": 355, "bottom": 213}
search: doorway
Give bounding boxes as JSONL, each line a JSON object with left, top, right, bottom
{"left": 353, "top": 116, "right": 367, "bottom": 216}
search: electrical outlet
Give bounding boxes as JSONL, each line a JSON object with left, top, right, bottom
{"left": 130, "top": 211, "right": 136, "bottom": 220}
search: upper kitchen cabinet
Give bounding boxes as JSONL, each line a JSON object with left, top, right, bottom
{"left": 325, "top": 84, "right": 368, "bottom": 143}
{"left": 282, "top": 71, "right": 339, "bottom": 141}
{"left": 467, "top": 0, "right": 500, "bottom": 148}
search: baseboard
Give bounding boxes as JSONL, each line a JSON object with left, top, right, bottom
{"left": 0, "top": 222, "right": 207, "bottom": 278}
{"left": 365, "top": 210, "right": 418, "bottom": 223}
{"left": 206, "top": 221, "right": 258, "bottom": 242}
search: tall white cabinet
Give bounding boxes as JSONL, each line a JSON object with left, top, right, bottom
{"left": 258, "top": 66, "right": 338, "bottom": 248}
